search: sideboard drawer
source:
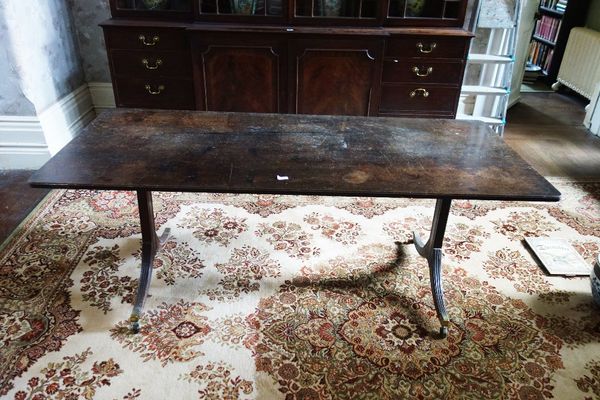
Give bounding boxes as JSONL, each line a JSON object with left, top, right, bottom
{"left": 105, "top": 27, "right": 188, "bottom": 51}
{"left": 382, "top": 59, "right": 464, "bottom": 84}
{"left": 114, "top": 77, "right": 195, "bottom": 109}
{"left": 380, "top": 84, "right": 459, "bottom": 114}
{"left": 386, "top": 36, "right": 468, "bottom": 59}
{"left": 110, "top": 50, "right": 192, "bottom": 78}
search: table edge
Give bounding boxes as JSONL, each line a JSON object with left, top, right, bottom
{"left": 28, "top": 180, "right": 562, "bottom": 203}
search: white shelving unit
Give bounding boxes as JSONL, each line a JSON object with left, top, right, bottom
{"left": 458, "top": 0, "right": 522, "bottom": 135}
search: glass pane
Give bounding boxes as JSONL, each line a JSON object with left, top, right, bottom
{"left": 116, "top": 0, "right": 192, "bottom": 11}
{"left": 443, "top": 1, "right": 460, "bottom": 19}
{"left": 200, "top": 0, "right": 283, "bottom": 15}
{"left": 360, "top": 0, "right": 377, "bottom": 18}
{"left": 295, "top": 0, "right": 376, "bottom": 18}
{"left": 388, "top": 0, "right": 446, "bottom": 18}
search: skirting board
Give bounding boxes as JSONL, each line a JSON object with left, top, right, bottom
{"left": 0, "top": 116, "right": 49, "bottom": 170}
{"left": 584, "top": 83, "right": 600, "bottom": 136}
{"left": 38, "top": 84, "right": 96, "bottom": 155}
{"left": 88, "top": 82, "right": 116, "bottom": 111}
{"left": 1, "top": 83, "right": 98, "bottom": 169}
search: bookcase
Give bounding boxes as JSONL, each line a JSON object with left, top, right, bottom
{"left": 102, "top": 0, "right": 474, "bottom": 118}
{"left": 526, "top": 0, "right": 590, "bottom": 82}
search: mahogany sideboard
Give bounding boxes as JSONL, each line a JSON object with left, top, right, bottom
{"left": 101, "top": 0, "right": 474, "bottom": 118}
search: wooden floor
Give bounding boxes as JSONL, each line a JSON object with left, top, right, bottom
{"left": 0, "top": 170, "right": 49, "bottom": 245}
{"left": 1, "top": 92, "right": 600, "bottom": 245}
{"left": 504, "top": 92, "right": 600, "bottom": 179}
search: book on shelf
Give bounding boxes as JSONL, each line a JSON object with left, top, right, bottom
{"left": 543, "top": 49, "right": 554, "bottom": 71}
{"left": 528, "top": 40, "right": 554, "bottom": 72}
{"left": 535, "top": 15, "right": 561, "bottom": 43}
{"left": 556, "top": 0, "right": 568, "bottom": 12}
{"left": 523, "top": 63, "right": 541, "bottom": 84}
{"left": 541, "top": 0, "right": 569, "bottom": 10}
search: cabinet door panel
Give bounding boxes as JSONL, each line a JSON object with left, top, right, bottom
{"left": 193, "top": 36, "right": 286, "bottom": 113}
{"left": 293, "top": 39, "right": 384, "bottom": 116}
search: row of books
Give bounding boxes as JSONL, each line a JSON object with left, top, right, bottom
{"left": 534, "top": 15, "right": 562, "bottom": 43}
{"left": 528, "top": 41, "right": 554, "bottom": 72}
{"left": 556, "top": 0, "right": 568, "bottom": 12}
{"left": 540, "top": 0, "right": 568, "bottom": 11}
{"left": 523, "top": 70, "right": 540, "bottom": 84}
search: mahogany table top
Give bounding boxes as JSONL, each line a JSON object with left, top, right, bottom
{"left": 29, "top": 109, "right": 560, "bottom": 202}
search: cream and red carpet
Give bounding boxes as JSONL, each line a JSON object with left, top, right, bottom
{"left": 1, "top": 179, "right": 599, "bottom": 399}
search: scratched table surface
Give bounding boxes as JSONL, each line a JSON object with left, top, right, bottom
{"left": 29, "top": 109, "right": 560, "bottom": 202}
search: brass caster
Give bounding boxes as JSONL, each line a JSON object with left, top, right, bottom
{"left": 439, "top": 326, "right": 448, "bottom": 338}
{"left": 130, "top": 321, "right": 141, "bottom": 334}
{"left": 129, "top": 315, "right": 141, "bottom": 334}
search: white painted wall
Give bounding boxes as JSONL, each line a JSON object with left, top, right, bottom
{"left": 509, "top": 0, "right": 540, "bottom": 107}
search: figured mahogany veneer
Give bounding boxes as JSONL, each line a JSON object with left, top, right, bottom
{"left": 292, "top": 38, "right": 384, "bottom": 116}
{"left": 191, "top": 34, "right": 286, "bottom": 113}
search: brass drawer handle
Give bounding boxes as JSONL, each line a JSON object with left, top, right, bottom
{"left": 145, "top": 84, "right": 165, "bottom": 95}
{"left": 139, "top": 34, "right": 160, "bottom": 46}
{"left": 410, "top": 88, "right": 429, "bottom": 98}
{"left": 142, "top": 58, "right": 163, "bottom": 70}
{"left": 412, "top": 66, "right": 433, "bottom": 77}
{"left": 416, "top": 42, "right": 437, "bottom": 54}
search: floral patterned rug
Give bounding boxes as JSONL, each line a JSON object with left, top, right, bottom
{"left": 1, "top": 179, "right": 599, "bottom": 399}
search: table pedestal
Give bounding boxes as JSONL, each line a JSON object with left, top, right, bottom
{"left": 413, "top": 198, "right": 451, "bottom": 337}
{"left": 129, "top": 190, "right": 170, "bottom": 333}
{"left": 130, "top": 193, "right": 452, "bottom": 337}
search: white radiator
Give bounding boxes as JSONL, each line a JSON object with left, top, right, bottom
{"left": 555, "top": 27, "right": 600, "bottom": 99}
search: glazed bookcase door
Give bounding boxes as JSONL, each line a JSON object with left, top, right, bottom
{"left": 111, "top": 0, "right": 469, "bottom": 25}
{"left": 110, "top": 0, "right": 195, "bottom": 19}
{"left": 386, "top": 0, "right": 468, "bottom": 27}
{"left": 292, "top": 0, "right": 380, "bottom": 25}
{"left": 197, "top": 0, "right": 286, "bottom": 22}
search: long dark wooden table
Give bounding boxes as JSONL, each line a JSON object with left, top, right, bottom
{"left": 29, "top": 109, "right": 560, "bottom": 337}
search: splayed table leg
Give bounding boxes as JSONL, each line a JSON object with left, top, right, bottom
{"left": 413, "top": 198, "right": 452, "bottom": 338}
{"left": 130, "top": 190, "right": 171, "bottom": 334}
